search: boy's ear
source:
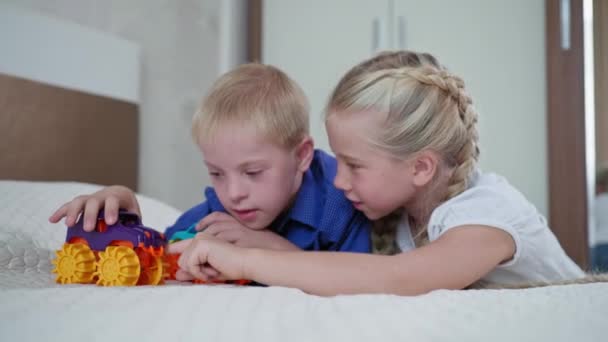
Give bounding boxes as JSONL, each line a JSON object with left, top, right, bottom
{"left": 295, "top": 136, "right": 314, "bottom": 172}
{"left": 411, "top": 150, "right": 439, "bottom": 187}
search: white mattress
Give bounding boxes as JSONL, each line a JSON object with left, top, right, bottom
{"left": 1, "top": 180, "right": 607, "bottom": 342}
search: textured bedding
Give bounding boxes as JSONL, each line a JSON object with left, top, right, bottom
{"left": 1, "top": 180, "right": 607, "bottom": 342}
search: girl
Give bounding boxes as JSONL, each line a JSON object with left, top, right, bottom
{"left": 170, "top": 50, "right": 585, "bottom": 296}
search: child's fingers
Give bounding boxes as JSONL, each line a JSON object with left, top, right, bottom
{"left": 49, "top": 204, "right": 69, "bottom": 223}
{"left": 104, "top": 197, "right": 120, "bottom": 225}
{"left": 216, "top": 230, "right": 241, "bottom": 243}
{"left": 167, "top": 240, "right": 190, "bottom": 254}
{"left": 202, "top": 265, "right": 220, "bottom": 278}
{"left": 175, "top": 269, "right": 195, "bottom": 281}
{"left": 184, "top": 258, "right": 206, "bottom": 281}
{"left": 64, "top": 196, "right": 87, "bottom": 227}
{"left": 196, "top": 216, "right": 214, "bottom": 231}
{"left": 203, "top": 223, "right": 232, "bottom": 237}
{"left": 82, "top": 198, "right": 102, "bottom": 232}
{"left": 196, "top": 212, "right": 233, "bottom": 231}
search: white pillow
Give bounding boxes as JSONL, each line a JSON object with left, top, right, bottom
{"left": 0, "top": 180, "right": 181, "bottom": 252}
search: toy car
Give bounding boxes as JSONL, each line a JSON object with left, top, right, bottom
{"left": 52, "top": 210, "right": 166, "bottom": 286}
{"left": 52, "top": 211, "right": 250, "bottom": 286}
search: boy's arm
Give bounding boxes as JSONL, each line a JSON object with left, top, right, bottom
{"left": 164, "top": 201, "right": 212, "bottom": 240}
{"left": 199, "top": 212, "right": 301, "bottom": 251}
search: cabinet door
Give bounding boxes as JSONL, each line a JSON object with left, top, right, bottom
{"left": 393, "top": 0, "right": 547, "bottom": 214}
{"left": 263, "top": 0, "right": 388, "bottom": 151}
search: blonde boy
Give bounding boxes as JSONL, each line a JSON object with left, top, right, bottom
{"left": 51, "top": 64, "right": 371, "bottom": 255}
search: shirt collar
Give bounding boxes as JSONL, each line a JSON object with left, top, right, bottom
{"left": 273, "top": 169, "right": 321, "bottom": 233}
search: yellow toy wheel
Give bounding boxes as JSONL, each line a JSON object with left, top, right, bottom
{"left": 52, "top": 243, "right": 96, "bottom": 284}
{"left": 94, "top": 246, "right": 140, "bottom": 286}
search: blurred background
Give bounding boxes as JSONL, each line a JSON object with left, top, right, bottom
{"left": 0, "top": 0, "right": 605, "bottom": 268}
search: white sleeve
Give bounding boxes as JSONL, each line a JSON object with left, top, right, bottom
{"left": 427, "top": 180, "right": 537, "bottom": 266}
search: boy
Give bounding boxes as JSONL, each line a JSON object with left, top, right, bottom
{"left": 50, "top": 63, "right": 370, "bottom": 255}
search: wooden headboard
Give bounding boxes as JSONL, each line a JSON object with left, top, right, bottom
{"left": 0, "top": 73, "right": 139, "bottom": 190}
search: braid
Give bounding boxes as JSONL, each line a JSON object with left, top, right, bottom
{"left": 371, "top": 211, "right": 403, "bottom": 255}
{"left": 403, "top": 66, "right": 480, "bottom": 200}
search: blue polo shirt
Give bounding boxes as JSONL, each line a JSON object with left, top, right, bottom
{"left": 164, "top": 150, "right": 371, "bottom": 252}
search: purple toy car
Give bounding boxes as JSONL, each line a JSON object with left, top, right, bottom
{"left": 52, "top": 210, "right": 167, "bottom": 286}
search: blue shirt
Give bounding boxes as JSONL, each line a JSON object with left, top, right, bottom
{"left": 165, "top": 150, "right": 371, "bottom": 252}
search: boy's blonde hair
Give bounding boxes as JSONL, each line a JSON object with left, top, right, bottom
{"left": 326, "top": 51, "right": 480, "bottom": 254}
{"left": 192, "top": 63, "right": 309, "bottom": 149}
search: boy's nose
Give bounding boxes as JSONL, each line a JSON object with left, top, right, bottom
{"left": 227, "top": 181, "right": 248, "bottom": 203}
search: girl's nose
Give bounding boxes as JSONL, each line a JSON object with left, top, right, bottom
{"left": 333, "top": 164, "right": 351, "bottom": 192}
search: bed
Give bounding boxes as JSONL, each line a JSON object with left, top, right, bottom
{"left": 1, "top": 10, "right": 607, "bottom": 339}
{"left": 1, "top": 180, "right": 607, "bottom": 342}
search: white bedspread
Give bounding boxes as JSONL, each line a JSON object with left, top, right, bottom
{"left": 1, "top": 180, "right": 607, "bottom": 342}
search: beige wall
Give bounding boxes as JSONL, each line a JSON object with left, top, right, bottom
{"left": 7, "top": 0, "right": 225, "bottom": 211}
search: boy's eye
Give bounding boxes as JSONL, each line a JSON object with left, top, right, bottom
{"left": 209, "top": 172, "right": 222, "bottom": 178}
{"left": 347, "top": 163, "right": 361, "bottom": 170}
{"left": 245, "top": 170, "right": 262, "bottom": 177}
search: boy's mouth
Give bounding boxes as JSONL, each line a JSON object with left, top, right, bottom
{"left": 232, "top": 208, "right": 258, "bottom": 221}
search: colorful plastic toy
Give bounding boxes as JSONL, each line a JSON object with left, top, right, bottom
{"left": 52, "top": 210, "right": 166, "bottom": 286}
{"left": 164, "top": 223, "right": 250, "bottom": 285}
{"left": 52, "top": 212, "right": 250, "bottom": 286}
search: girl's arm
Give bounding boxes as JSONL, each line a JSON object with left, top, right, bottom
{"left": 175, "top": 226, "right": 515, "bottom": 296}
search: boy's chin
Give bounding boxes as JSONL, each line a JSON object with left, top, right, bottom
{"left": 238, "top": 218, "right": 272, "bottom": 231}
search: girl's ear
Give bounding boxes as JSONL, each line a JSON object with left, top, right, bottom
{"left": 295, "top": 136, "right": 314, "bottom": 172}
{"left": 412, "top": 150, "right": 439, "bottom": 187}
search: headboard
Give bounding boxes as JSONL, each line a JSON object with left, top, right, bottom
{"left": 0, "top": 73, "right": 139, "bottom": 190}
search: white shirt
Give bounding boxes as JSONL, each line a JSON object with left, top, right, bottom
{"left": 593, "top": 193, "right": 608, "bottom": 246}
{"left": 396, "top": 169, "right": 584, "bottom": 285}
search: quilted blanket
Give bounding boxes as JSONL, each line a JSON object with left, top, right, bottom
{"left": 1, "top": 180, "right": 606, "bottom": 342}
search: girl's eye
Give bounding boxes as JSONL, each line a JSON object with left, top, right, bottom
{"left": 209, "top": 172, "right": 222, "bottom": 178}
{"left": 347, "top": 163, "right": 361, "bottom": 170}
{"left": 245, "top": 170, "right": 262, "bottom": 177}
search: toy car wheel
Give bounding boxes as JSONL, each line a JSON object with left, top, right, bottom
{"left": 94, "top": 246, "right": 140, "bottom": 286}
{"left": 163, "top": 253, "right": 180, "bottom": 280}
{"left": 52, "top": 243, "right": 96, "bottom": 284}
{"left": 136, "top": 248, "right": 164, "bottom": 285}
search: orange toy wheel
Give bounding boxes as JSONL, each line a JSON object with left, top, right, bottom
{"left": 136, "top": 247, "right": 164, "bottom": 285}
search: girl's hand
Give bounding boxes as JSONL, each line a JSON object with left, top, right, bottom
{"left": 48, "top": 185, "right": 140, "bottom": 232}
{"left": 172, "top": 233, "right": 249, "bottom": 282}
{"left": 197, "top": 212, "right": 299, "bottom": 251}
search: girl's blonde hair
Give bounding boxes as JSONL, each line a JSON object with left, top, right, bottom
{"left": 326, "top": 51, "right": 480, "bottom": 254}
{"left": 192, "top": 63, "right": 309, "bottom": 149}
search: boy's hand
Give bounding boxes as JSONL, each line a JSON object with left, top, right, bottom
{"left": 171, "top": 233, "right": 248, "bottom": 282}
{"left": 196, "top": 212, "right": 299, "bottom": 251}
{"left": 48, "top": 185, "right": 140, "bottom": 232}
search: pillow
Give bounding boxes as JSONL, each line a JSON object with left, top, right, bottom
{"left": 0, "top": 180, "right": 181, "bottom": 249}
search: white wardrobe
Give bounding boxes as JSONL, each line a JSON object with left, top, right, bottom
{"left": 263, "top": 0, "right": 548, "bottom": 215}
